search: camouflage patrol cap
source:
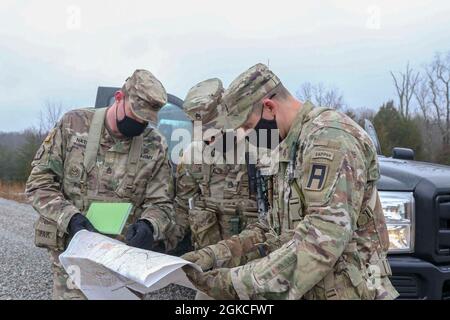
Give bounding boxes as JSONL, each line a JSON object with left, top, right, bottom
{"left": 221, "top": 63, "right": 281, "bottom": 129}
{"left": 183, "top": 78, "right": 225, "bottom": 137}
{"left": 122, "top": 69, "right": 168, "bottom": 123}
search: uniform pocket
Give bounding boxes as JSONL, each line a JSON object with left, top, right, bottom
{"left": 252, "top": 240, "right": 297, "bottom": 289}
{"left": 34, "top": 217, "right": 65, "bottom": 251}
{"left": 188, "top": 209, "right": 221, "bottom": 249}
{"left": 342, "top": 263, "right": 376, "bottom": 300}
{"left": 223, "top": 177, "right": 239, "bottom": 199}
{"left": 288, "top": 194, "right": 303, "bottom": 225}
{"left": 223, "top": 166, "right": 245, "bottom": 199}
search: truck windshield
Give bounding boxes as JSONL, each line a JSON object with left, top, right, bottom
{"left": 157, "top": 102, "right": 193, "bottom": 162}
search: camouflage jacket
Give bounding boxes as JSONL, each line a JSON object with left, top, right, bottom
{"left": 173, "top": 139, "right": 260, "bottom": 250}
{"left": 194, "top": 102, "right": 399, "bottom": 300}
{"left": 26, "top": 108, "right": 175, "bottom": 251}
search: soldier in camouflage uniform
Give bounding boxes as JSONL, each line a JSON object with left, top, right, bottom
{"left": 26, "top": 69, "right": 175, "bottom": 300}
{"left": 174, "top": 78, "right": 261, "bottom": 253}
{"left": 182, "top": 64, "right": 399, "bottom": 300}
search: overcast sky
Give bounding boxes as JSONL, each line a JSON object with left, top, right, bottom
{"left": 1, "top": 0, "right": 450, "bottom": 132}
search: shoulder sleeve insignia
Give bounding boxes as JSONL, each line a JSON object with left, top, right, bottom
{"left": 300, "top": 145, "right": 344, "bottom": 206}
{"left": 312, "top": 150, "right": 334, "bottom": 161}
{"left": 305, "top": 163, "right": 329, "bottom": 191}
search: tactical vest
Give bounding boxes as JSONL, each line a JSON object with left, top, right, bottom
{"left": 34, "top": 108, "right": 144, "bottom": 251}
{"left": 269, "top": 106, "right": 396, "bottom": 300}
{"left": 187, "top": 149, "right": 258, "bottom": 249}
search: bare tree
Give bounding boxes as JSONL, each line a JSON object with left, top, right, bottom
{"left": 425, "top": 53, "right": 450, "bottom": 146}
{"left": 414, "top": 77, "right": 432, "bottom": 124}
{"left": 414, "top": 77, "right": 436, "bottom": 158}
{"left": 38, "top": 100, "right": 64, "bottom": 137}
{"left": 297, "top": 82, "right": 313, "bottom": 102}
{"left": 390, "top": 62, "right": 420, "bottom": 119}
{"left": 296, "top": 82, "right": 345, "bottom": 110}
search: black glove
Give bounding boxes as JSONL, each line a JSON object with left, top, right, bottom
{"left": 125, "top": 220, "right": 154, "bottom": 250}
{"left": 68, "top": 213, "right": 97, "bottom": 238}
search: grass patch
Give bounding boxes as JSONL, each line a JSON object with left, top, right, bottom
{"left": 0, "top": 181, "right": 26, "bottom": 203}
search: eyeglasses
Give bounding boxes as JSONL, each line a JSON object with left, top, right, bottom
{"left": 259, "top": 93, "right": 277, "bottom": 118}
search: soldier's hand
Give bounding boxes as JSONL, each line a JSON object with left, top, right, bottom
{"left": 125, "top": 220, "right": 154, "bottom": 250}
{"left": 182, "top": 265, "right": 238, "bottom": 299}
{"left": 181, "top": 248, "right": 215, "bottom": 271}
{"left": 68, "top": 213, "right": 98, "bottom": 238}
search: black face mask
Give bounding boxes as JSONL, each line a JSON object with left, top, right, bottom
{"left": 254, "top": 117, "right": 280, "bottom": 149}
{"left": 116, "top": 100, "right": 147, "bottom": 138}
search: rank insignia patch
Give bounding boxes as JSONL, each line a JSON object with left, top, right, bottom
{"left": 305, "top": 163, "right": 328, "bottom": 191}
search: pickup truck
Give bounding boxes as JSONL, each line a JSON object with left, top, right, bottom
{"left": 95, "top": 86, "right": 450, "bottom": 299}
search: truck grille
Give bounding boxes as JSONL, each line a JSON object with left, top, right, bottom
{"left": 436, "top": 195, "right": 450, "bottom": 256}
{"left": 444, "top": 280, "right": 450, "bottom": 300}
{"left": 390, "top": 275, "right": 419, "bottom": 299}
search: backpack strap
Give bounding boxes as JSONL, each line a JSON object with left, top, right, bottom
{"left": 80, "top": 108, "right": 107, "bottom": 201}
{"left": 201, "top": 164, "right": 212, "bottom": 197}
{"left": 84, "top": 107, "right": 107, "bottom": 174}
{"left": 123, "top": 134, "right": 143, "bottom": 198}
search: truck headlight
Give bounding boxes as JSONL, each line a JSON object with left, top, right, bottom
{"left": 378, "top": 191, "right": 415, "bottom": 253}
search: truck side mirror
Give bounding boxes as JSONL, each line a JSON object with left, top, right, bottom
{"left": 392, "top": 147, "right": 415, "bottom": 160}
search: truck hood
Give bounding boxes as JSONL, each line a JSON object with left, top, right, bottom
{"left": 378, "top": 156, "right": 450, "bottom": 191}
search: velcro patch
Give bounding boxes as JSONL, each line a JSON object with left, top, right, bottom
{"left": 305, "top": 163, "right": 329, "bottom": 191}
{"left": 140, "top": 153, "right": 153, "bottom": 160}
{"left": 312, "top": 150, "right": 334, "bottom": 161}
{"left": 69, "top": 135, "right": 88, "bottom": 149}
{"left": 301, "top": 145, "right": 344, "bottom": 206}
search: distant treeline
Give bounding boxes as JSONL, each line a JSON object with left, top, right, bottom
{"left": 1, "top": 51, "right": 449, "bottom": 183}
{"left": 0, "top": 100, "right": 446, "bottom": 184}
{"left": 0, "top": 130, "right": 44, "bottom": 182}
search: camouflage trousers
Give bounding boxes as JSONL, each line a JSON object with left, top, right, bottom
{"left": 49, "top": 250, "right": 86, "bottom": 300}
{"left": 195, "top": 291, "right": 214, "bottom": 300}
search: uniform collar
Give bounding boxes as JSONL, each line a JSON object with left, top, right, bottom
{"left": 102, "top": 122, "right": 132, "bottom": 153}
{"left": 277, "top": 101, "right": 315, "bottom": 162}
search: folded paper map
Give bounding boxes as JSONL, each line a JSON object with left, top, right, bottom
{"left": 59, "top": 230, "right": 202, "bottom": 300}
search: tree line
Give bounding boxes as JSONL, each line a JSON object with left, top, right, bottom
{"left": 298, "top": 51, "right": 450, "bottom": 164}
{"left": 0, "top": 102, "right": 63, "bottom": 183}
{"left": 1, "top": 52, "right": 449, "bottom": 183}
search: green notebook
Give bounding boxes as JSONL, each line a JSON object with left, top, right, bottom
{"left": 86, "top": 202, "right": 133, "bottom": 235}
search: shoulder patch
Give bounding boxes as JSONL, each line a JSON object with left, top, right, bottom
{"left": 301, "top": 145, "right": 344, "bottom": 206}
{"left": 304, "top": 163, "right": 329, "bottom": 191}
{"left": 312, "top": 149, "right": 334, "bottom": 161}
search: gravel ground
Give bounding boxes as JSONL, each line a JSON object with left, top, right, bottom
{"left": 0, "top": 198, "right": 195, "bottom": 300}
